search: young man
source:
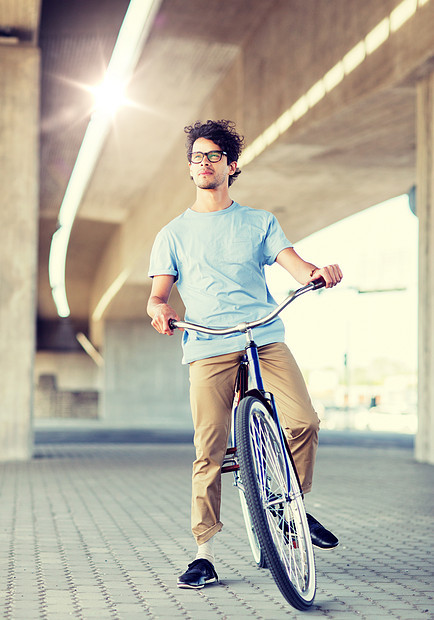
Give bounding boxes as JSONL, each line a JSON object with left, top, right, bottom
{"left": 147, "top": 120, "right": 343, "bottom": 589}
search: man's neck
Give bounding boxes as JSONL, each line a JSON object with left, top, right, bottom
{"left": 191, "top": 188, "right": 233, "bottom": 213}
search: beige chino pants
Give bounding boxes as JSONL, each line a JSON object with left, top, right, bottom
{"left": 189, "top": 341, "right": 320, "bottom": 545}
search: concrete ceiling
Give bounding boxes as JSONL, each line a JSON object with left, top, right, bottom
{"left": 6, "top": 0, "right": 434, "bottom": 341}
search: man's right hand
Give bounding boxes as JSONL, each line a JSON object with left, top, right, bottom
{"left": 150, "top": 303, "right": 181, "bottom": 336}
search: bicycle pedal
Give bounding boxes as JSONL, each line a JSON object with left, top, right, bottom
{"left": 221, "top": 463, "right": 240, "bottom": 473}
{"left": 222, "top": 447, "right": 239, "bottom": 473}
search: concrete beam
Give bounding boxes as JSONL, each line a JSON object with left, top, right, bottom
{"left": 0, "top": 0, "right": 41, "bottom": 44}
{"left": 0, "top": 45, "right": 40, "bottom": 460}
{"left": 415, "top": 71, "right": 434, "bottom": 465}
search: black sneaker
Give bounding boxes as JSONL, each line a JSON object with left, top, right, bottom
{"left": 306, "top": 513, "right": 339, "bottom": 550}
{"left": 177, "top": 559, "right": 218, "bottom": 589}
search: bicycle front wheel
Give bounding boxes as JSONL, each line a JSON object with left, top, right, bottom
{"left": 236, "top": 396, "right": 316, "bottom": 610}
{"left": 238, "top": 488, "right": 267, "bottom": 568}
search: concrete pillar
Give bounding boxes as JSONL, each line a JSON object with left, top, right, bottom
{"left": 415, "top": 73, "right": 434, "bottom": 465}
{"left": 0, "top": 46, "right": 39, "bottom": 460}
{"left": 102, "top": 320, "right": 192, "bottom": 430}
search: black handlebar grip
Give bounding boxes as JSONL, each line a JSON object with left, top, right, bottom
{"left": 168, "top": 318, "right": 176, "bottom": 330}
{"left": 312, "top": 277, "right": 326, "bottom": 290}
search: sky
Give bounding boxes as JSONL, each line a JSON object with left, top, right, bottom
{"left": 265, "top": 194, "right": 419, "bottom": 375}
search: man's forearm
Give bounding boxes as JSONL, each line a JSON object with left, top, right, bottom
{"left": 147, "top": 296, "right": 169, "bottom": 319}
{"left": 275, "top": 248, "right": 317, "bottom": 284}
{"left": 292, "top": 261, "right": 319, "bottom": 284}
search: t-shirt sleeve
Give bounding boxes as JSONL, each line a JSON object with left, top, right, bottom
{"left": 148, "top": 228, "right": 178, "bottom": 280}
{"left": 262, "top": 213, "right": 293, "bottom": 265}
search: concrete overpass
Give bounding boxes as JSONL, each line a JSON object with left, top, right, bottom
{"left": 1, "top": 0, "right": 434, "bottom": 463}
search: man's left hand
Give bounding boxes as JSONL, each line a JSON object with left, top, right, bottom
{"left": 309, "top": 265, "right": 343, "bottom": 288}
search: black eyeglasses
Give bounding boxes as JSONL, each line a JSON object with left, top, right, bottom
{"left": 189, "top": 150, "right": 227, "bottom": 164}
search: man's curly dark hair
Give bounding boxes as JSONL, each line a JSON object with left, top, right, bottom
{"left": 184, "top": 119, "right": 244, "bottom": 186}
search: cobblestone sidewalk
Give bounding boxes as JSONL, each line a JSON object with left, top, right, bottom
{"left": 0, "top": 439, "right": 433, "bottom": 619}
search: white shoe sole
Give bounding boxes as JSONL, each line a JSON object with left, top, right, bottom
{"left": 177, "top": 577, "right": 217, "bottom": 589}
{"left": 312, "top": 541, "right": 339, "bottom": 551}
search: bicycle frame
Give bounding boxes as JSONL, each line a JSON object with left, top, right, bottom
{"left": 169, "top": 278, "right": 326, "bottom": 493}
{"left": 229, "top": 335, "right": 299, "bottom": 502}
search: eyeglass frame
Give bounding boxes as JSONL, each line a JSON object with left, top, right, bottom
{"left": 188, "top": 150, "right": 228, "bottom": 164}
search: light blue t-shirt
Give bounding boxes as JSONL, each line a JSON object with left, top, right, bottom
{"left": 148, "top": 202, "right": 292, "bottom": 363}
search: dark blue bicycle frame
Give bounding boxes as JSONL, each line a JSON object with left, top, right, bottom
{"left": 232, "top": 332, "right": 296, "bottom": 500}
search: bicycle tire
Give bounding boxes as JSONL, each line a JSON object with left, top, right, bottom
{"left": 238, "top": 488, "right": 267, "bottom": 568}
{"left": 236, "top": 396, "right": 316, "bottom": 610}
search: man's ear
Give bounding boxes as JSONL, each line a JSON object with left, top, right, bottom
{"left": 228, "top": 161, "right": 237, "bottom": 175}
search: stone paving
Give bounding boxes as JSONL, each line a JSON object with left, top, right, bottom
{"left": 0, "top": 437, "right": 433, "bottom": 619}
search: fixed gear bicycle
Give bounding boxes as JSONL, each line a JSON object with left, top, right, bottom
{"left": 170, "top": 277, "right": 325, "bottom": 610}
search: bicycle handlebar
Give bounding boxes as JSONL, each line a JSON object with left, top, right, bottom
{"left": 168, "top": 277, "right": 326, "bottom": 335}
{"left": 310, "top": 277, "right": 326, "bottom": 291}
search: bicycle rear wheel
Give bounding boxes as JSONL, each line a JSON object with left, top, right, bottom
{"left": 236, "top": 396, "right": 316, "bottom": 610}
